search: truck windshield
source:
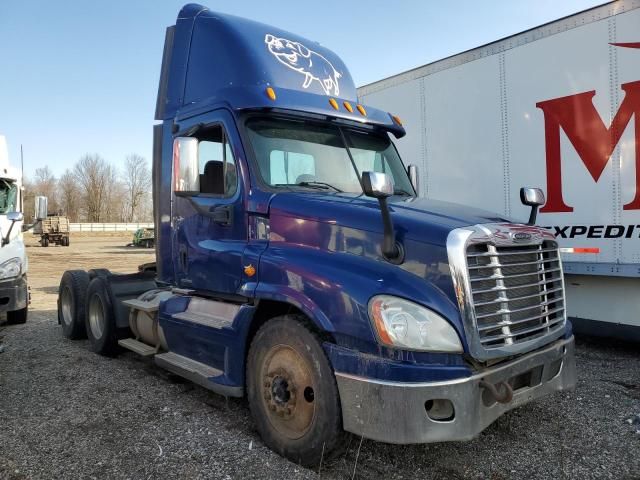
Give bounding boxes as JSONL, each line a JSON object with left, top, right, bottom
{"left": 245, "top": 118, "right": 414, "bottom": 195}
{"left": 0, "top": 179, "right": 17, "bottom": 214}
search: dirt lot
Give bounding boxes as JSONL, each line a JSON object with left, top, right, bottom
{"left": 0, "top": 234, "right": 639, "bottom": 479}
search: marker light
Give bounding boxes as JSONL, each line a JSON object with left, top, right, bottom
{"left": 329, "top": 98, "right": 339, "bottom": 110}
{"left": 356, "top": 104, "right": 367, "bottom": 116}
{"left": 266, "top": 87, "right": 276, "bottom": 101}
{"left": 368, "top": 295, "right": 463, "bottom": 352}
{"left": 391, "top": 114, "right": 403, "bottom": 126}
{"left": 343, "top": 101, "right": 354, "bottom": 113}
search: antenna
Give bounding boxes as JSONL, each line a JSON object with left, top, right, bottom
{"left": 20, "top": 145, "right": 24, "bottom": 178}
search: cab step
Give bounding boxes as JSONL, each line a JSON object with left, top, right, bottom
{"left": 118, "top": 338, "right": 157, "bottom": 356}
{"left": 154, "top": 352, "right": 242, "bottom": 397}
{"left": 122, "top": 298, "right": 161, "bottom": 313}
{"left": 171, "top": 297, "right": 240, "bottom": 330}
{"left": 171, "top": 311, "right": 232, "bottom": 329}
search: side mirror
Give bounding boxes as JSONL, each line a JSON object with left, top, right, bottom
{"left": 362, "top": 171, "right": 394, "bottom": 198}
{"left": 35, "top": 196, "right": 48, "bottom": 221}
{"left": 7, "top": 212, "right": 23, "bottom": 222}
{"left": 361, "top": 171, "right": 403, "bottom": 263}
{"left": 408, "top": 164, "right": 419, "bottom": 196}
{"left": 3, "top": 211, "right": 23, "bottom": 246}
{"left": 173, "top": 137, "right": 200, "bottom": 194}
{"left": 520, "top": 187, "right": 545, "bottom": 225}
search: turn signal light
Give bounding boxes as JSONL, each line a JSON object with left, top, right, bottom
{"left": 356, "top": 104, "right": 367, "bottom": 116}
{"left": 343, "top": 101, "right": 354, "bottom": 113}
{"left": 391, "top": 114, "right": 403, "bottom": 126}
{"left": 329, "top": 98, "right": 339, "bottom": 110}
{"left": 266, "top": 87, "right": 276, "bottom": 101}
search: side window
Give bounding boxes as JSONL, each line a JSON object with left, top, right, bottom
{"left": 198, "top": 125, "right": 238, "bottom": 196}
{"left": 269, "top": 150, "right": 315, "bottom": 184}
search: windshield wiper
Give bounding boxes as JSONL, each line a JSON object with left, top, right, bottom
{"left": 275, "top": 181, "right": 343, "bottom": 192}
{"left": 298, "top": 181, "right": 343, "bottom": 192}
{"left": 393, "top": 188, "right": 414, "bottom": 196}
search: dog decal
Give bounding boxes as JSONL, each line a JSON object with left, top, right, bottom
{"left": 265, "top": 34, "right": 342, "bottom": 96}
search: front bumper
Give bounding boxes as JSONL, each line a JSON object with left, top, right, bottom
{"left": 335, "top": 336, "right": 576, "bottom": 444}
{"left": 0, "top": 274, "right": 28, "bottom": 312}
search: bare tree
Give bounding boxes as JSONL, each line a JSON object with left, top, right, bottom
{"left": 73, "top": 154, "right": 112, "bottom": 222}
{"left": 103, "top": 166, "right": 127, "bottom": 222}
{"left": 123, "top": 154, "right": 151, "bottom": 222}
{"left": 58, "top": 169, "right": 81, "bottom": 221}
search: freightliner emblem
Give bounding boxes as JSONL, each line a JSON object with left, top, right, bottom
{"left": 512, "top": 232, "right": 533, "bottom": 242}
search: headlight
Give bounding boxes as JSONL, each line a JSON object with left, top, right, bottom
{"left": 0, "top": 257, "right": 22, "bottom": 280}
{"left": 368, "top": 295, "right": 463, "bottom": 352}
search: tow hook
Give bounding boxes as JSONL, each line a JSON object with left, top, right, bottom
{"left": 479, "top": 380, "right": 514, "bottom": 404}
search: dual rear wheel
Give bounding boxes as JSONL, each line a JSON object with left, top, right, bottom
{"left": 58, "top": 270, "right": 118, "bottom": 355}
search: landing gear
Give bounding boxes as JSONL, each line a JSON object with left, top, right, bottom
{"left": 247, "top": 315, "right": 346, "bottom": 467}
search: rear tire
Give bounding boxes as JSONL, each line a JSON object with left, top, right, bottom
{"left": 6, "top": 306, "right": 28, "bottom": 325}
{"left": 85, "top": 277, "right": 118, "bottom": 356}
{"left": 42, "top": 237, "right": 49, "bottom": 247}
{"left": 88, "top": 268, "right": 111, "bottom": 280}
{"left": 247, "top": 315, "right": 346, "bottom": 467}
{"left": 58, "top": 270, "right": 90, "bottom": 339}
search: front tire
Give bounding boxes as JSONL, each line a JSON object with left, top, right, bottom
{"left": 85, "top": 277, "right": 118, "bottom": 356}
{"left": 247, "top": 315, "right": 346, "bottom": 467}
{"left": 6, "top": 306, "right": 27, "bottom": 325}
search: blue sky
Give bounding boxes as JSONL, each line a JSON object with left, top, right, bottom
{"left": 0, "top": 0, "right": 603, "bottom": 178}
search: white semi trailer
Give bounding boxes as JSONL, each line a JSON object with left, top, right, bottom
{"left": 0, "top": 136, "right": 28, "bottom": 324}
{"left": 358, "top": 0, "right": 640, "bottom": 340}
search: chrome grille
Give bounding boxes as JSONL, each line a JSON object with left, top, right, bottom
{"left": 466, "top": 241, "right": 565, "bottom": 350}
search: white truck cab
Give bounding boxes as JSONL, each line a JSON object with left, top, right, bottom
{"left": 0, "top": 136, "right": 28, "bottom": 324}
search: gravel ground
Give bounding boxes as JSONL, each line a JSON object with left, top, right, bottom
{"left": 0, "top": 235, "right": 638, "bottom": 479}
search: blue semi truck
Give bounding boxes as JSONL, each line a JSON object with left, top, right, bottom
{"left": 58, "top": 4, "right": 576, "bottom": 466}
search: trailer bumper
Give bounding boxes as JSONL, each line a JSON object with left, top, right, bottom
{"left": 335, "top": 336, "right": 576, "bottom": 444}
{"left": 0, "top": 274, "right": 28, "bottom": 312}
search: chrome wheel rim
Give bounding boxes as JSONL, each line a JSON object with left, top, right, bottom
{"left": 88, "top": 294, "right": 105, "bottom": 339}
{"left": 60, "top": 287, "right": 73, "bottom": 327}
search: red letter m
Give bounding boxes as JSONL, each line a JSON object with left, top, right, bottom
{"left": 536, "top": 80, "right": 640, "bottom": 212}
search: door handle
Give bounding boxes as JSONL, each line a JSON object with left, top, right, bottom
{"left": 211, "top": 205, "right": 233, "bottom": 225}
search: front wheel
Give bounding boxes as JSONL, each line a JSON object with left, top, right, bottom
{"left": 247, "top": 315, "right": 346, "bottom": 467}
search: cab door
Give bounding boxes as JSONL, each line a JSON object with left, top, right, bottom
{"left": 172, "top": 109, "right": 247, "bottom": 296}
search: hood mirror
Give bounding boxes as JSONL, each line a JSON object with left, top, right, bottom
{"left": 362, "top": 172, "right": 403, "bottom": 263}
{"left": 362, "top": 171, "right": 394, "bottom": 198}
{"left": 520, "top": 187, "right": 545, "bottom": 225}
{"left": 3, "top": 211, "right": 23, "bottom": 247}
